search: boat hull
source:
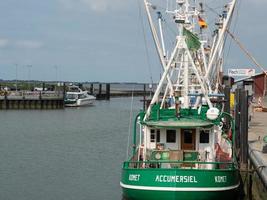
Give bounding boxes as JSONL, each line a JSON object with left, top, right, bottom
{"left": 77, "top": 98, "right": 95, "bottom": 106}
{"left": 121, "top": 188, "right": 239, "bottom": 200}
{"left": 121, "top": 168, "right": 240, "bottom": 200}
{"left": 64, "top": 98, "right": 95, "bottom": 107}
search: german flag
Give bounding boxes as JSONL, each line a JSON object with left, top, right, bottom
{"left": 198, "top": 16, "right": 208, "bottom": 29}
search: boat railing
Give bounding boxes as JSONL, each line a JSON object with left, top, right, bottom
{"left": 123, "top": 160, "right": 237, "bottom": 170}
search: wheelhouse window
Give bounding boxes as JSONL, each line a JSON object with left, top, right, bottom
{"left": 200, "top": 130, "right": 210, "bottom": 143}
{"left": 166, "top": 130, "right": 176, "bottom": 143}
{"left": 150, "top": 129, "right": 155, "bottom": 142}
{"left": 151, "top": 129, "right": 160, "bottom": 143}
{"left": 156, "top": 129, "right": 160, "bottom": 143}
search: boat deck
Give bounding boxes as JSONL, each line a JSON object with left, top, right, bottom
{"left": 127, "top": 148, "right": 234, "bottom": 170}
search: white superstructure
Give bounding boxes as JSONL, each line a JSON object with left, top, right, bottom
{"left": 64, "top": 86, "right": 96, "bottom": 107}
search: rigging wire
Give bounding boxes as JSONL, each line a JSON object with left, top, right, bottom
{"left": 164, "top": 18, "right": 177, "bottom": 37}
{"left": 203, "top": 3, "right": 224, "bottom": 90}
{"left": 159, "top": 14, "right": 177, "bottom": 66}
{"left": 151, "top": 4, "right": 169, "bottom": 79}
{"left": 204, "top": 0, "right": 240, "bottom": 91}
{"left": 224, "top": 0, "right": 242, "bottom": 69}
{"left": 204, "top": 3, "right": 221, "bottom": 37}
{"left": 226, "top": 29, "right": 267, "bottom": 76}
{"left": 225, "top": 0, "right": 267, "bottom": 77}
{"left": 205, "top": 0, "right": 241, "bottom": 70}
{"left": 126, "top": 86, "right": 135, "bottom": 160}
{"left": 137, "top": 0, "right": 154, "bottom": 85}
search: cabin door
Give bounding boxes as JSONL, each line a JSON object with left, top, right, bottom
{"left": 181, "top": 129, "right": 196, "bottom": 150}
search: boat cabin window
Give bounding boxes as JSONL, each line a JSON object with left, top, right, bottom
{"left": 166, "top": 130, "right": 176, "bottom": 143}
{"left": 156, "top": 130, "right": 160, "bottom": 143}
{"left": 150, "top": 130, "right": 156, "bottom": 142}
{"left": 78, "top": 94, "right": 86, "bottom": 99}
{"left": 200, "top": 130, "right": 210, "bottom": 143}
{"left": 150, "top": 129, "right": 160, "bottom": 143}
{"left": 66, "top": 94, "right": 77, "bottom": 99}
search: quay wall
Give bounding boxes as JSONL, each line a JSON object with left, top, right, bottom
{"left": 247, "top": 110, "right": 267, "bottom": 199}
{"left": 0, "top": 91, "right": 64, "bottom": 109}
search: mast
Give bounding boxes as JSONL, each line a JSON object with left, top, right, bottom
{"left": 143, "top": 0, "right": 174, "bottom": 95}
{"left": 157, "top": 12, "right": 166, "bottom": 58}
{"left": 144, "top": 38, "right": 181, "bottom": 120}
{"left": 143, "top": 0, "right": 236, "bottom": 119}
{"left": 205, "top": 0, "right": 237, "bottom": 81}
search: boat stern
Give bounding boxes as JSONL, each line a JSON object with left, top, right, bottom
{"left": 121, "top": 164, "right": 240, "bottom": 200}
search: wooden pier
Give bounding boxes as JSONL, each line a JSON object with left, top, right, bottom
{"left": 0, "top": 82, "right": 154, "bottom": 109}
{"left": 86, "top": 83, "right": 152, "bottom": 99}
{"left": 0, "top": 91, "right": 64, "bottom": 109}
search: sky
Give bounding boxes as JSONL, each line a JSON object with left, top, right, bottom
{"left": 0, "top": 0, "right": 266, "bottom": 83}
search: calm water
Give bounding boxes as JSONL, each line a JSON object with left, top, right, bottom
{"left": 0, "top": 97, "right": 142, "bottom": 200}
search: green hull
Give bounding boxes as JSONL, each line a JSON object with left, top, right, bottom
{"left": 121, "top": 168, "right": 240, "bottom": 200}
{"left": 122, "top": 188, "right": 239, "bottom": 200}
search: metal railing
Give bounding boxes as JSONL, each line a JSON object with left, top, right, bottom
{"left": 123, "top": 160, "right": 237, "bottom": 170}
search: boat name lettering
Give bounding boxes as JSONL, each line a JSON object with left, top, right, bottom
{"left": 215, "top": 176, "right": 227, "bottom": 183}
{"left": 129, "top": 174, "right": 140, "bottom": 181}
{"left": 155, "top": 175, "right": 198, "bottom": 183}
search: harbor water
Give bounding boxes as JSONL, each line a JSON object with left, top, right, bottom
{"left": 0, "top": 97, "right": 142, "bottom": 200}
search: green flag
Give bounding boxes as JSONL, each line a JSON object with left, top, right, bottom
{"left": 183, "top": 28, "right": 201, "bottom": 51}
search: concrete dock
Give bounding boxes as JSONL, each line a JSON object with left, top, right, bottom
{"left": 248, "top": 109, "right": 267, "bottom": 199}
{"left": 0, "top": 91, "right": 64, "bottom": 109}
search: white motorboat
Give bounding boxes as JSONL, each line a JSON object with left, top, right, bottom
{"left": 64, "top": 86, "right": 96, "bottom": 107}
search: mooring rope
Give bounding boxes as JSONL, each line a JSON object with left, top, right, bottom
{"left": 137, "top": 0, "right": 154, "bottom": 85}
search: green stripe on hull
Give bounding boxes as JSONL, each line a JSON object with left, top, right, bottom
{"left": 120, "top": 182, "right": 239, "bottom": 191}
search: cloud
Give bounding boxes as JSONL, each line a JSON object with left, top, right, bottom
{"left": 0, "top": 39, "right": 9, "bottom": 48}
{"left": 15, "top": 40, "right": 43, "bottom": 49}
{"left": 253, "top": 0, "right": 267, "bottom": 4}
{"left": 59, "top": 0, "right": 128, "bottom": 12}
{"left": 82, "top": 0, "right": 108, "bottom": 12}
{"left": 0, "top": 38, "right": 43, "bottom": 49}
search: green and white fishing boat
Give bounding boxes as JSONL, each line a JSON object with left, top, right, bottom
{"left": 121, "top": 0, "right": 240, "bottom": 199}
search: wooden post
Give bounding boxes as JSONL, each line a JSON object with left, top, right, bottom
{"left": 63, "top": 82, "right": 66, "bottom": 98}
{"left": 99, "top": 84, "right": 102, "bottom": 96}
{"left": 106, "top": 83, "right": 110, "bottom": 100}
{"left": 224, "top": 86, "right": 231, "bottom": 128}
{"left": 4, "top": 92, "right": 8, "bottom": 109}
{"left": 235, "top": 88, "right": 241, "bottom": 150}
{"left": 23, "top": 95, "right": 26, "bottom": 109}
{"left": 17, "top": 100, "right": 20, "bottom": 109}
{"left": 240, "top": 89, "right": 248, "bottom": 166}
{"left": 224, "top": 86, "right": 231, "bottom": 114}
{"left": 90, "top": 84, "right": 94, "bottom": 95}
